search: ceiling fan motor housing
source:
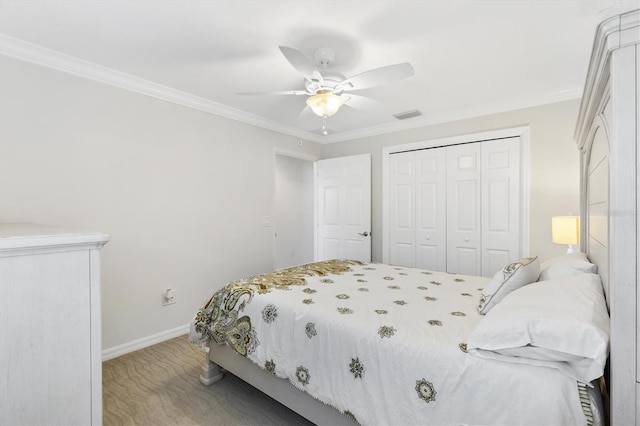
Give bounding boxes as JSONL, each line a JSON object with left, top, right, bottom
{"left": 305, "top": 71, "right": 347, "bottom": 95}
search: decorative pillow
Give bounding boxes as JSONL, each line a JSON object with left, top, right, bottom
{"left": 538, "top": 252, "right": 597, "bottom": 281}
{"left": 467, "top": 273, "right": 609, "bottom": 384}
{"left": 478, "top": 257, "right": 540, "bottom": 315}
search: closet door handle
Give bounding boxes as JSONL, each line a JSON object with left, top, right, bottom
{"left": 358, "top": 231, "right": 370, "bottom": 237}
{"left": 464, "top": 237, "right": 469, "bottom": 242}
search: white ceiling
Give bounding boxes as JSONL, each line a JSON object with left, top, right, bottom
{"left": 0, "top": 0, "right": 634, "bottom": 143}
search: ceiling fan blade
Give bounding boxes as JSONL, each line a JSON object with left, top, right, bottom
{"left": 341, "top": 94, "right": 380, "bottom": 111}
{"left": 337, "top": 63, "right": 414, "bottom": 91}
{"left": 279, "top": 46, "right": 317, "bottom": 81}
{"left": 237, "top": 90, "right": 308, "bottom": 96}
{"left": 298, "top": 105, "right": 315, "bottom": 121}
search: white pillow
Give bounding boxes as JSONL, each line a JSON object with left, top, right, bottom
{"left": 467, "top": 273, "right": 609, "bottom": 384}
{"left": 538, "top": 252, "right": 597, "bottom": 281}
{"left": 478, "top": 257, "right": 540, "bottom": 315}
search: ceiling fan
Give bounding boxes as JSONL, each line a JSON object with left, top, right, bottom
{"left": 240, "top": 46, "right": 415, "bottom": 122}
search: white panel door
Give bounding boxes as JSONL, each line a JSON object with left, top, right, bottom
{"left": 388, "top": 152, "right": 416, "bottom": 267}
{"left": 415, "top": 148, "right": 447, "bottom": 271}
{"left": 481, "top": 137, "right": 521, "bottom": 276}
{"left": 316, "top": 154, "right": 371, "bottom": 262}
{"left": 447, "top": 143, "right": 482, "bottom": 275}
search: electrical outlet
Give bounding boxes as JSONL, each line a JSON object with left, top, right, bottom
{"left": 162, "top": 288, "right": 176, "bottom": 306}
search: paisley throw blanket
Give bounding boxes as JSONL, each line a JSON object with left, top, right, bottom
{"left": 191, "top": 260, "right": 593, "bottom": 425}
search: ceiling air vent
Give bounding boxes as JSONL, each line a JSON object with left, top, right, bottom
{"left": 393, "top": 109, "right": 422, "bottom": 120}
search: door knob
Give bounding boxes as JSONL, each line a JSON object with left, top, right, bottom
{"left": 425, "top": 236, "right": 431, "bottom": 240}
{"left": 464, "top": 237, "right": 469, "bottom": 242}
{"left": 358, "top": 231, "right": 370, "bottom": 237}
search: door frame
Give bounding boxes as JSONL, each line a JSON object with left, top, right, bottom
{"left": 382, "top": 126, "right": 531, "bottom": 264}
{"left": 273, "top": 148, "right": 320, "bottom": 270}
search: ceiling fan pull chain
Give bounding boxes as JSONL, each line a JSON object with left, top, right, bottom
{"left": 322, "top": 116, "right": 328, "bottom": 135}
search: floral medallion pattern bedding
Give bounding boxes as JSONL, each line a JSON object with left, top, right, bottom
{"left": 190, "top": 260, "right": 597, "bottom": 425}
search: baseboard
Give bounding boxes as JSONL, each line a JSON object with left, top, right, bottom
{"left": 102, "top": 324, "right": 190, "bottom": 361}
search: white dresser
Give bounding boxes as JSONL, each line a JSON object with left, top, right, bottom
{"left": 0, "top": 223, "right": 109, "bottom": 425}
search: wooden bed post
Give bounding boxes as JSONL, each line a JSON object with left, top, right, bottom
{"left": 200, "top": 355, "right": 224, "bottom": 386}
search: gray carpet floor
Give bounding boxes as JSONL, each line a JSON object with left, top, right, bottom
{"left": 102, "top": 335, "right": 314, "bottom": 426}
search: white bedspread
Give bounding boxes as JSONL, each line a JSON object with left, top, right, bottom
{"left": 191, "top": 260, "right": 592, "bottom": 425}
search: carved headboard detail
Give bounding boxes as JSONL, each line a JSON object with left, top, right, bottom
{"left": 581, "top": 98, "right": 611, "bottom": 307}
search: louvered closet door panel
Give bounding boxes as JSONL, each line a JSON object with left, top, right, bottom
{"left": 481, "top": 137, "right": 521, "bottom": 277}
{"left": 389, "top": 152, "right": 416, "bottom": 267}
{"left": 446, "top": 143, "right": 482, "bottom": 275}
{"left": 415, "top": 148, "right": 447, "bottom": 271}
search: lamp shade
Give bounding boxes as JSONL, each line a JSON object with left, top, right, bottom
{"left": 551, "top": 216, "right": 580, "bottom": 245}
{"left": 306, "top": 90, "right": 344, "bottom": 117}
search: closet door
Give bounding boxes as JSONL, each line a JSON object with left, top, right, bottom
{"left": 387, "top": 138, "right": 522, "bottom": 275}
{"left": 446, "top": 143, "right": 482, "bottom": 275}
{"left": 481, "top": 137, "right": 521, "bottom": 276}
{"left": 415, "top": 148, "right": 447, "bottom": 271}
{"left": 389, "top": 152, "right": 416, "bottom": 267}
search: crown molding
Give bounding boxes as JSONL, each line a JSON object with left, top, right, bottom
{"left": 0, "top": 34, "right": 326, "bottom": 142}
{"left": 320, "top": 87, "right": 583, "bottom": 144}
{"left": 1, "top": 33, "right": 582, "bottom": 145}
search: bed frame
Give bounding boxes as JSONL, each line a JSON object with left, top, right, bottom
{"left": 199, "top": 8, "right": 639, "bottom": 426}
{"left": 574, "top": 7, "right": 639, "bottom": 425}
{"left": 200, "top": 340, "right": 354, "bottom": 425}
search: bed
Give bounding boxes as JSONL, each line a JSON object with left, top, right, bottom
{"left": 190, "top": 7, "right": 639, "bottom": 426}
{"left": 190, "top": 258, "right": 607, "bottom": 425}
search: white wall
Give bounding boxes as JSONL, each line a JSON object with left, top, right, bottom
{"left": 0, "top": 56, "right": 322, "bottom": 352}
{"left": 274, "top": 155, "right": 314, "bottom": 269}
{"left": 322, "top": 100, "right": 582, "bottom": 263}
{"left": 0, "top": 54, "right": 581, "bottom": 354}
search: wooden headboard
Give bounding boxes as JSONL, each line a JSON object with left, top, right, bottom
{"left": 575, "top": 7, "right": 639, "bottom": 425}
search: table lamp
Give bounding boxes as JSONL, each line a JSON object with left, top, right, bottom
{"left": 552, "top": 216, "right": 580, "bottom": 254}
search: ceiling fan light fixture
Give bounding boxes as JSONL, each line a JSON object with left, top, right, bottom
{"left": 306, "top": 90, "right": 344, "bottom": 117}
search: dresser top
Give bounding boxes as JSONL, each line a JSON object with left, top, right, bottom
{"left": 0, "top": 223, "right": 109, "bottom": 251}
